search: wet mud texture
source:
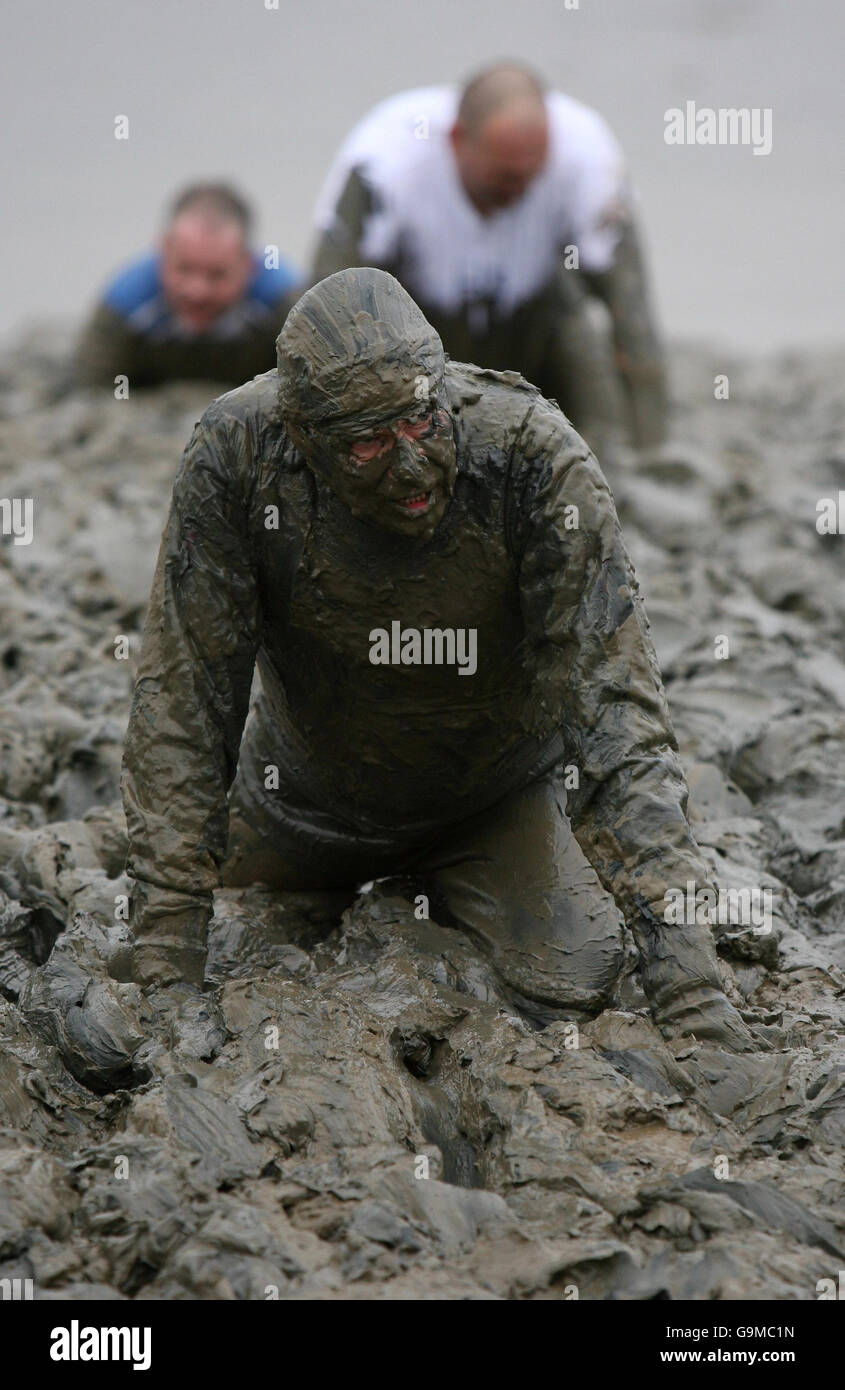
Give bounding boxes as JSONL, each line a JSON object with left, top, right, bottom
{"left": 1, "top": 328, "right": 844, "bottom": 1300}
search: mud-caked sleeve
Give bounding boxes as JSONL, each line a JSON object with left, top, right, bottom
{"left": 121, "top": 411, "right": 261, "bottom": 986}
{"left": 75, "top": 303, "right": 139, "bottom": 388}
{"left": 583, "top": 218, "right": 668, "bottom": 448}
{"left": 510, "top": 399, "right": 729, "bottom": 1023}
{"left": 310, "top": 167, "right": 383, "bottom": 284}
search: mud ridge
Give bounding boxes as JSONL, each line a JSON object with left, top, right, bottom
{"left": 1, "top": 330, "right": 844, "bottom": 1299}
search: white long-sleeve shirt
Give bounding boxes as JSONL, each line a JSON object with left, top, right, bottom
{"left": 314, "top": 85, "right": 632, "bottom": 318}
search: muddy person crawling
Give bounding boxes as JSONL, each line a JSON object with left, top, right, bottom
{"left": 122, "top": 266, "right": 753, "bottom": 1051}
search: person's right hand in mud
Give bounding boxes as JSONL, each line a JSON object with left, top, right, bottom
{"left": 656, "top": 983, "right": 757, "bottom": 1052}
{"left": 632, "top": 902, "right": 777, "bottom": 1053}
{"left": 125, "top": 879, "right": 208, "bottom": 995}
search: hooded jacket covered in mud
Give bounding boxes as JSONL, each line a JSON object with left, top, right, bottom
{"left": 122, "top": 268, "right": 734, "bottom": 1035}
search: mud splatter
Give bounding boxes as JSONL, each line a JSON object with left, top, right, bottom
{"left": 0, "top": 327, "right": 843, "bottom": 1299}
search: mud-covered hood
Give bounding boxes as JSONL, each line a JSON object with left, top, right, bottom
{"left": 276, "top": 266, "right": 447, "bottom": 432}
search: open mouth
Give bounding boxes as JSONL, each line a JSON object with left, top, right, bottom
{"left": 394, "top": 490, "right": 433, "bottom": 515}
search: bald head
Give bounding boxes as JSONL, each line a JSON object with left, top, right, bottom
{"left": 457, "top": 64, "right": 546, "bottom": 134}
{"left": 451, "top": 65, "right": 549, "bottom": 215}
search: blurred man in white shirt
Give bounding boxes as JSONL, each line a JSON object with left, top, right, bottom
{"left": 311, "top": 64, "right": 667, "bottom": 458}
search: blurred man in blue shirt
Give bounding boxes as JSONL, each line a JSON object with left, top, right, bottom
{"left": 77, "top": 183, "right": 299, "bottom": 387}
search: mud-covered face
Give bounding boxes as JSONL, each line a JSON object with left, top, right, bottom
{"left": 161, "top": 214, "right": 253, "bottom": 331}
{"left": 278, "top": 268, "right": 457, "bottom": 537}
{"left": 295, "top": 397, "right": 457, "bottom": 540}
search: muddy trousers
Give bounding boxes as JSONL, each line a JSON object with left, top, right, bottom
{"left": 222, "top": 772, "right": 626, "bottom": 1015}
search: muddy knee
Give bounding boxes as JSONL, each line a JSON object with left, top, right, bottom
{"left": 495, "top": 876, "right": 625, "bottom": 1012}
{"left": 429, "top": 781, "right": 626, "bottom": 1012}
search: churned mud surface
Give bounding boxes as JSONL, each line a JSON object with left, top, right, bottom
{"left": 1, "top": 330, "right": 844, "bottom": 1300}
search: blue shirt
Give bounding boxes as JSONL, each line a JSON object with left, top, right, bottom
{"left": 102, "top": 251, "right": 300, "bottom": 341}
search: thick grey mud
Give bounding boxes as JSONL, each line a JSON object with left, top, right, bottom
{"left": 1, "top": 329, "right": 844, "bottom": 1299}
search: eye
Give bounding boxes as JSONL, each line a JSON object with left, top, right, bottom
{"left": 350, "top": 435, "right": 388, "bottom": 462}
{"left": 405, "top": 411, "right": 435, "bottom": 438}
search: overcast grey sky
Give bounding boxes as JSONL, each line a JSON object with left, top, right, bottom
{"left": 2, "top": 0, "right": 842, "bottom": 348}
